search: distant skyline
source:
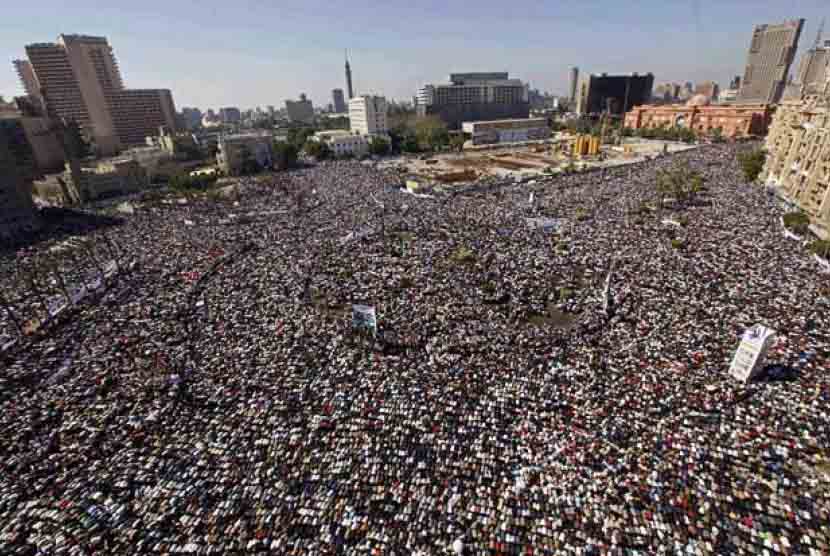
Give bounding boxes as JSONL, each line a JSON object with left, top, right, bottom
{"left": 1, "top": 1, "right": 827, "bottom": 110}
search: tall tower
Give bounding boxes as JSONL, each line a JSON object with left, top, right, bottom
{"left": 569, "top": 67, "right": 579, "bottom": 103}
{"left": 738, "top": 19, "right": 804, "bottom": 103}
{"left": 345, "top": 50, "right": 354, "bottom": 100}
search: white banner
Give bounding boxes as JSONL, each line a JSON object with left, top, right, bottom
{"left": 729, "top": 324, "right": 776, "bottom": 383}
{"left": 69, "top": 284, "right": 88, "bottom": 305}
{"left": 47, "top": 295, "right": 68, "bottom": 317}
{"left": 352, "top": 304, "right": 377, "bottom": 335}
{"left": 104, "top": 260, "right": 118, "bottom": 278}
{"left": 86, "top": 270, "right": 104, "bottom": 292}
{"left": 525, "top": 217, "right": 560, "bottom": 232}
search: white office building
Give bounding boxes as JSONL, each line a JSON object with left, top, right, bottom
{"left": 349, "top": 95, "right": 388, "bottom": 136}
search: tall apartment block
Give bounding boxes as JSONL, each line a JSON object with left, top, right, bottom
{"left": 416, "top": 72, "right": 530, "bottom": 130}
{"left": 569, "top": 67, "right": 579, "bottom": 104}
{"left": 797, "top": 39, "right": 830, "bottom": 95}
{"left": 738, "top": 19, "right": 804, "bottom": 104}
{"left": 349, "top": 95, "right": 388, "bottom": 136}
{"left": 13, "top": 34, "right": 177, "bottom": 156}
{"left": 332, "top": 89, "right": 347, "bottom": 113}
{"left": 575, "top": 73, "right": 654, "bottom": 116}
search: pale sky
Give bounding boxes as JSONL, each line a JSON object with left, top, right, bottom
{"left": 1, "top": 0, "right": 827, "bottom": 111}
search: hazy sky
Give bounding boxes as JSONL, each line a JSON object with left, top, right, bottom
{"left": 1, "top": 1, "right": 827, "bottom": 110}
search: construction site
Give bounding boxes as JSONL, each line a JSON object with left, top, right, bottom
{"left": 383, "top": 132, "right": 698, "bottom": 189}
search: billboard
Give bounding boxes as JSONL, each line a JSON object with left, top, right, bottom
{"left": 729, "top": 324, "right": 777, "bottom": 383}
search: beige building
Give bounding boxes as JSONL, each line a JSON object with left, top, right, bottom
{"left": 34, "top": 157, "right": 148, "bottom": 204}
{"left": 216, "top": 132, "right": 273, "bottom": 176}
{"left": 796, "top": 39, "right": 830, "bottom": 95}
{"left": 349, "top": 95, "right": 388, "bottom": 136}
{"left": 762, "top": 88, "right": 830, "bottom": 235}
{"left": 738, "top": 19, "right": 804, "bottom": 104}
{"left": 313, "top": 130, "right": 369, "bottom": 157}
{"left": 14, "top": 34, "right": 177, "bottom": 155}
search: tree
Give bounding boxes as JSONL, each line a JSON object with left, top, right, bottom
{"left": 303, "top": 140, "right": 331, "bottom": 160}
{"left": 238, "top": 145, "right": 261, "bottom": 175}
{"left": 288, "top": 127, "right": 316, "bottom": 149}
{"left": 449, "top": 135, "right": 466, "bottom": 153}
{"left": 415, "top": 116, "right": 449, "bottom": 151}
{"left": 783, "top": 211, "right": 810, "bottom": 235}
{"left": 273, "top": 141, "right": 299, "bottom": 170}
{"left": 401, "top": 133, "right": 420, "bottom": 154}
{"left": 738, "top": 148, "right": 766, "bottom": 182}
{"left": 710, "top": 127, "right": 725, "bottom": 143}
{"left": 369, "top": 136, "right": 390, "bottom": 156}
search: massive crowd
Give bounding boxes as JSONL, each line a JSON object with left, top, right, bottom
{"left": 1, "top": 144, "right": 829, "bottom": 555}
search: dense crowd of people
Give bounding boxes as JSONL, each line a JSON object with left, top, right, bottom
{"left": 1, "top": 144, "right": 829, "bottom": 555}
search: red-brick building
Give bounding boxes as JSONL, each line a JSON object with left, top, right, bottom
{"left": 624, "top": 96, "right": 773, "bottom": 138}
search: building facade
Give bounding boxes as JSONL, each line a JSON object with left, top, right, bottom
{"left": 796, "top": 39, "right": 830, "bottom": 95}
{"left": 762, "top": 90, "right": 830, "bottom": 233}
{"left": 694, "top": 81, "right": 721, "bottom": 101}
{"left": 738, "top": 19, "right": 804, "bottom": 104}
{"left": 332, "top": 89, "right": 347, "bottom": 113}
{"left": 624, "top": 99, "right": 772, "bottom": 138}
{"left": 0, "top": 118, "right": 39, "bottom": 241}
{"left": 349, "top": 95, "right": 388, "bottom": 136}
{"left": 313, "top": 130, "right": 368, "bottom": 157}
{"left": 417, "top": 72, "right": 530, "bottom": 130}
{"left": 216, "top": 133, "right": 273, "bottom": 176}
{"left": 576, "top": 73, "right": 654, "bottom": 117}
{"left": 219, "top": 107, "right": 241, "bottom": 124}
{"left": 568, "top": 67, "right": 579, "bottom": 104}
{"left": 461, "top": 118, "right": 550, "bottom": 146}
{"left": 13, "top": 34, "right": 177, "bottom": 155}
{"left": 285, "top": 95, "right": 314, "bottom": 124}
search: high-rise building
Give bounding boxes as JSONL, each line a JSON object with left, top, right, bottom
{"left": 797, "top": 39, "right": 830, "bottom": 94}
{"left": 349, "top": 95, "right": 388, "bottom": 136}
{"left": 181, "top": 107, "right": 203, "bottom": 130}
{"left": 285, "top": 94, "right": 314, "bottom": 124}
{"left": 13, "top": 34, "right": 177, "bottom": 156}
{"left": 569, "top": 67, "right": 579, "bottom": 103}
{"left": 416, "top": 72, "right": 530, "bottom": 130}
{"left": 738, "top": 19, "right": 804, "bottom": 104}
{"left": 332, "top": 89, "right": 347, "bottom": 113}
{"left": 576, "top": 73, "right": 654, "bottom": 116}
{"left": 694, "top": 81, "right": 720, "bottom": 101}
{"left": 345, "top": 53, "right": 354, "bottom": 100}
{"left": 730, "top": 75, "right": 742, "bottom": 89}
{"left": 219, "top": 107, "right": 241, "bottom": 124}
{"left": 0, "top": 118, "right": 39, "bottom": 241}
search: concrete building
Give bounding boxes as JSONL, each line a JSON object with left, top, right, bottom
{"left": 461, "top": 118, "right": 550, "bottom": 146}
{"left": 313, "top": 130, "right": 368, "bottom": 158}
{"left": 216, "top": 132, "right": 273, "bottom": 176}
{"left": 0, "top": 118, "right": 39, "bottom": 241}
{"left": 576, "top": 73, "right": 654, "bottom": 117}
{"left": 349, "top": 95, "right": 388, "bottom": 136}
{"left": 285, "top": 94, "right": 314, "bottom": 124}
{"left": 796, "top": 39, "right": 830, "bottom": 95}
{"left": 332, "top": 89, "right": 347, "bottom": 113}
{"left": 624, "top": 97, "right": 773, "bottom": 138}
{"left": 694, "top": 81, "right": 721, "bottom": 101}
{"left": 738, "top": 19, "right": 804, "bottom": 104}
{"left": 345, "top": 55, "right": 354, "bottom": 100}
{"left": 762, "top": 89, "right": 830, "bottom": 234}
{"left": 13, "top": 34, "right": 177, "bottom": 155}
{"left": 569, "top": 67, "right": 579, "bottom": 104}
{"left": 181, "top": 107, "right": 202, "bottom": 130}
{"left": 417, "top": 72, "right": 530, "bottom": 130}
{"left": 219, "top": 107, "right": 241, "bottom": 124}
